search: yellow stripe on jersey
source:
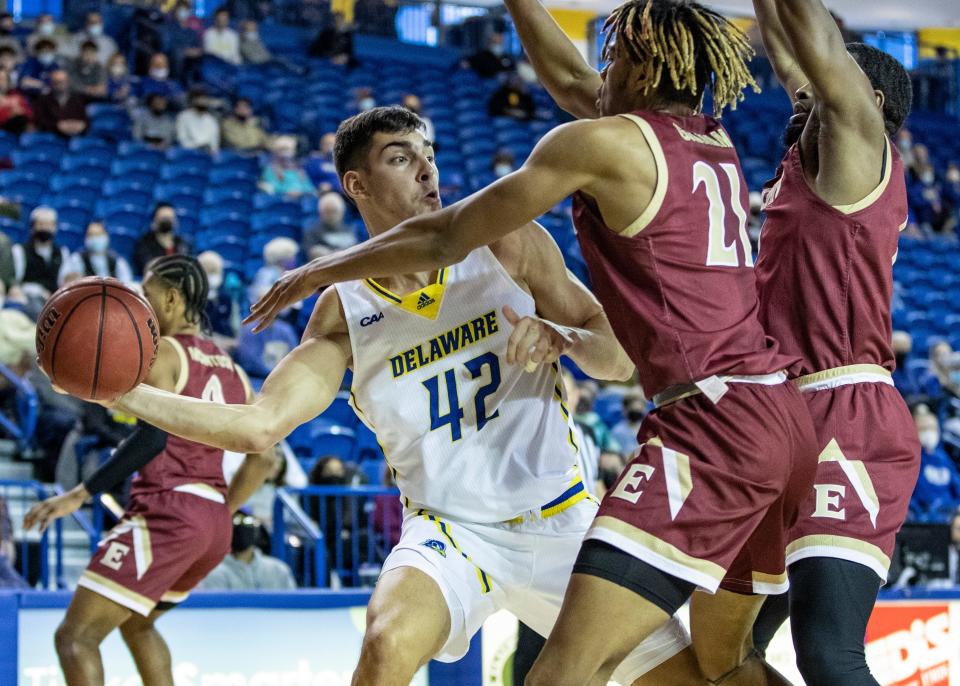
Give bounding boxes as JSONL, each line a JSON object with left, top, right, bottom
{"left": 418, "top": 510, "right": 492, "bottom": 594}
{"left": 364, "top": 268, "right": 449, "bottom": 320}
{"left": 552, "top": 363, "right": 579, "bottom": 453}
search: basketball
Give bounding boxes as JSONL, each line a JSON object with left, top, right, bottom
{"left": 35, "top": 277, "right": 160, "bottom": 402}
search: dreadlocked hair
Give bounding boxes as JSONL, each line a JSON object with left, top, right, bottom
{"left": 145, "top": 254, "right": 210, "bottom": 331}
{"left": 601, "top": 0, "right": 759, "bottom": 115}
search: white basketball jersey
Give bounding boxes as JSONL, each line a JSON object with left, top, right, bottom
{"left": 335, "top": 247, "right": 580, "bottom": 523}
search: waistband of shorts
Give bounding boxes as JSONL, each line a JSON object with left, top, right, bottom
{"left": 171, "top": 482, "right": 226, "bottom": 504}
{"left": 502, "top": 477, "right": 589, "bottom": 525}
{"left": 793, "top": 364, "right": 893, "bottom": 393}
{"left": 652, "top": 371, "right": 789, "bottom": 409}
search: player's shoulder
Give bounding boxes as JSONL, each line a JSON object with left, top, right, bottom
{"left": 304, "top": 286, "right": 350, "bottom": 339}
{"left": 490, "top": 221, "right": 554, "bottom": 278}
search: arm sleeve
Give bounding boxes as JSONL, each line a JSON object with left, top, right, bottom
{"left": 82, "top": 422, "right": 169, "bottom": 495}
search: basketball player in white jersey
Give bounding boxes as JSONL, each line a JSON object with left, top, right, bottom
{"left": 88, "top": 107, "right": 694, "bottom": 685}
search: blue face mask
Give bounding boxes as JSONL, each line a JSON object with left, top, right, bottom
{"left": 85, "top": 235, "right": 109, "bottom": 253}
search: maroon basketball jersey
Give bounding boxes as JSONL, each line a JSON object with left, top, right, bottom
{"left": 574, "top": 111, "right": 795, "bottom": 397}
{"left": 754, "top": 141, "right": 907, "bottom": 376}
{"left": 131, "top": 334, "right": 249, "bottom": 498}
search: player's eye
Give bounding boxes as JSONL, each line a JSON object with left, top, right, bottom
{"left": 391, "top": 156, "right": 407, "bottom": 164}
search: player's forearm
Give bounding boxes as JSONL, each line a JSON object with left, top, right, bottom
{"left": 752, "top": 0, "right": 806, "bottom": 96}
{"left": 226, "top": 450, "right": 279, "bottom": 512}
{"left": 566, "top": 311, "right": 635, "bottom": 381}
{"left": 504, "top": 0, "right": 601, "bottom": 118}
{"left": 775, "top": 0, "right": 846, "bottom": 92}
{"left": 115, "top": 386, "right": 278, "bottom": 454}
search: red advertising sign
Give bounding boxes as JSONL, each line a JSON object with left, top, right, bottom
{"left": 865, "top": 603, "right": 951, "bottom": 686}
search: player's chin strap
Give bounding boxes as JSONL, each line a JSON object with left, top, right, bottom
{"left": 707, "top": 649, "right": 789, "bottom": 686}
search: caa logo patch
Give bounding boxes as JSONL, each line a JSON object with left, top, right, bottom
{"left": 361, "top": 312, "right": 384, "bottom": 327}
{"left": 420, "top": 539, "right": 447, "bottom": 558}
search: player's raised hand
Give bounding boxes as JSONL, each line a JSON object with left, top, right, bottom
{"left": 502, "top": 305, "right": 576, "bottom": 371}
{"left": 23, "top": 486, "right": 88, "bottom": 534}
{"left": 244, "top": 264, "right": 326, "bottom": 333}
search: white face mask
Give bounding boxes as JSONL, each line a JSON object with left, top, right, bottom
{"left": 87, "top": 23, "right": 103, "bottom": 37}
{"left": 38, "top": 22, "right": 54, "bottom": 36}
{"left": 150, "top": 67, "right": 169, "bottom": 80}
{"left": 920, "top": 429, "right": 940, "bottom": 452}
{"left": 207, "top": 273, "right": 223, "bottom": 291}
{"left": 358, "top": 97, "right": 375, "bottom": 111}
{"left": 493, "top": 163, "right": 512, "bottom": 178}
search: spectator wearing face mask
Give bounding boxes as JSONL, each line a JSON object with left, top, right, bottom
{"left": 930, "top": 341, "right": 960, "bottom": 398}
{"left": 167, "top": 1, "right": 204, "bottom": 82}
{"left": 260, "top": 136, "right": 313, "bottom": 197}
{"left": 400, "top": 94, "right": 434, "bottom": 144}
{"left": 67, "top": 40, "right": 106, "bottom": 99}
{"left": 12, "top": 206, "right": 71, "bottom": 295}
{"left": 305, "top": 132, "right": 340, "bottom": 192}
{"left": 0, "top": 46, "right": 21, "bottom": 87}
{"left": 18, "top": 38, "right": 60, "bottom": 95}
{"left": 911, "top": 405, "right": 960, "bottom": 518}
{"left": 65, "top": 12, "right": 117, "bottom": 65}
{"left": 465, "top": 31, "right": 515, "bottom": 78}
{"left": 488, "top": 73, "right": 536, "bottom": 121}
{"left": 943, "top": 162, "right": 960, "bottom": 220}
{"left": 302, "top": 192, "right": 357, "bottom": 259}
{"left": 105, "top": 53, "right": 134, "bottom": 104}
{"left": 133, "top": 202, "right": 190, "bottom": 275}
{"left": 352, "top": 86, "right": 376, "bottom": 113}
{"left": 62, "top": 221, "right": 133, "bottom": 284}
{"left": 176, "top": 86, "right": 220, "bottom": 152}
{"left": 609, "top": 388, "right": 648, "bottom": 455}
{"left": 0, "top": 68, "right": 32, "bottom": 135}
{"left": 198, "top": 249, "right": 242, "bottom": 339}
{"left": 239, "top": 20, "right": 270, "bottom": 65}
{"left": 204, "top": 8, "right": 241, "bottom": 66}
{"left": 200, "top": 512, "right": 296, "bottom": 590}
{"left": 221, "top": 97, "right": 269, "bottom": 151}
{"left": 34, "top": 69, "right": 87, "bottom": 138}
{"left": 308, "top": 12, "right": 355, "bottom": 66}
{"left": 133, "top": 93, "right": 175, "bottom": 149}
{"left": 892, "top": 330, "right": 942, "bottom": 406}
{"left": 491, "top": 149, "right": 515, "bottom": 179}
{"left": 26, "top": 14, "right": 63, "bottom": 55}
{"left": 221, "top": 443, "right": 307, "bottom": 530}
{"left": 137, "top": 53, "right": 183, "bottom": 105}
{"left": 0, "top": 14, "right": 23, "bottom": 60}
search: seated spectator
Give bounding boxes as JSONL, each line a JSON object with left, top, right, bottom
{"left": 353, "top": 0, "right": 396, "bottom": 38}
{"left": 26, "top": 14, "right": 63, "bottom": 55}
{"left": 34, "top": 69, "right": 87, "bottom": 138}
{"left": 400, "top": 94, "right": 434, "bottom": 143}
{"left": 0, "top": 495, "right": 27, "bottom": 589}
{"left": 943, "top": 162, "right": 960, "bottom": 217}
{"left": 491, "top": 149, "right": 515, "bottom": 178}
{"left": 62, "top": 221, "right": 134, "bottom": 284}
{"left": 465, "top": 32, "right": 515, "bottom": 78}
{"left": 239, "top": 20, "right": 271, "bottom": 65}
{"left": 204, "top": 7, "right": 241, "bottom": 66}
{"left": 133, "top": 93, "right": 176, "bottom": 149}
{"left": 198, "top": 250, "right": 241, "bottom": 339}
{"left": 0, "top": 226, "right": 13, "bottom": 288}
{"left": 609, "top": 388, "right": 647, "bottom": 455}
{"left": 561, "top": 369, "right": 618, "bottom": 453}
{"left": 950, "top": 509, "right": 960, "bottom": 583}
{"left": 305, "top": 132, "right": 340, "bottom": 192}
{"left": 167, "top": 3, "right": 204, "bottom": 83}
{"left": 67, "top": 40, "right": 107, "bottom": 99}
{"left": 222, "top": 443, "right": 307, "bottom": 529}
{"left": 176, "top": 86, "right": 220, "bottom": 153}
{"left": 235, "top": 306, "right": 298, "bottom": 377}
{"left": 200, "top": 513, "right": 296, "bottom": 590}
{"left": 488, "top": 74, "right": 535, "bottom": 120}
{"left": 137, "top": 53, "right": 184, "bottom": 105}
{"left": 0, "top": 13, "right": 23, "bottom": 61}
{"left": 931, "top": 340, "right": 960, "bottom": 398}
{"left": 308, "top": 12, "right": 354, "bottom": 65}
{"left": 303, "top": 192, "right": 357, "bottom": 258}
{"left": 221, "top": 97, "right": 269, "bottom": 151}
{"left": 18, "top": 38, "right": 60, "bottom": 95}
{"left": 133, "top": 203, "right": 191, "bottom": 275}
{"left": 65, "top": 12, "right": 117, "bottom": 65}
{"left": 54, "top": 401, "right": 136, "bottom": 489}
{"left": 260, "top": 136, "right": 313, "bottom": 197}
{"left": 0, "top": 46, "right": 22, "bottom": 86}
{"left": 0, "top": 68, "right": 32, "bottom": 135}
{"left": 895, "top": 128, "right": 914, "bottom": 168}
{"left": 892, "top": 330, "right": 942, "bottom": 407}
{"left": 352, "top": 86, "right": 376, "bottom": 113}
{"left": 12, "top": 206, "right": 71, "bottom": 296}
{"left": 170, "top": 0, "right": 205, "bottom": 36}
{"left": 912, "top": 405, "right": 960, "bottom": 518}
{"left": 106, "top": 53, "right": 134, "bottom": 104}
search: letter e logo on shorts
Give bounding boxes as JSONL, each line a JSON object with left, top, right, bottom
{"left": 611, "top": 464, "right": 656, "bottom": 504}
{"left": 813, "top": 484, "right": 847, "bottom": 521}
{"left": 100, "top": 541, "right": 131, "bottom": 571}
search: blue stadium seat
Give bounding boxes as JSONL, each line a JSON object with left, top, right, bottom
{"left": 54, "top": 186, "right": 100, "bottom": 209}
{"left": 54, "top": 206, "right": 92, "bottom": 228}
{"left": 68, "top": 136, "right": 115, "bottom": 154}
{"left": 62, "top": 150, "right": 113, "bottom": 171}
{"left": 208, "top": 165, "right": 257, "bottom": 186}
{"left": 12, "top": 145, "right": 65, "bottom": 166}
{"left": 50, "top": 169, "right": 107, "bottom": 191}
{"left": 251, "top": 214, "right": 301, "bottom": 235}
{"left": 102, "top": 173, "right": 157, "bottom": 195}
{"left": 14, "top": 159, "right": 58, "bottom": 179}
{"left": 197, "top": 234, "right": 246, "bottom": 263}
{"left": 106, "top": 226, "right": 140, "bottom": 261}
{"left": 97, "top": 192, "right": 153, "bottom": 217}
{"left": 104, "top": 209, "right": 148, "bottom": 231}
{"left": 4, "top": 180, "right": 46, "bottom": 208}
{"left": 293, "top": 424, "right": 357, "bottom": 466}
{"left": 199, "top": 206, "right": 247, "bottom": 227}
{"left": 111, "top": 157, "right": 160, "bottom": 176}
{"left": 88, "top": 108, "right": 132, "bottom": 140}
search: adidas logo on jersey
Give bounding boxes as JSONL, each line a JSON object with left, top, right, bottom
{"left": 416, "top": 292, "right": 436, "bottom": 310}
{"left": 360, "top": 312, "right": 384, "bottom": 327}
{"left": 420, "top": 539, "right": 447, "bottom": 557}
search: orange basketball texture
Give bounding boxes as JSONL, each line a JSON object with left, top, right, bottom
{"left": 36, "top": 277, "right": 160, "bottom": 401}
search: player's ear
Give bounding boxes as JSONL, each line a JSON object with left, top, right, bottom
{"left": 874, "top": 88, "right": 885, "bottom": 113}
{"left": 341, "top": 170, "right": 367, "bottom": 202}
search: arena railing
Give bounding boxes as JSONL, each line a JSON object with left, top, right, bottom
{"left": 272, "top": 488, "right": 327, "bottom": 587}
{"left": 277, "top": 485, "right": 402, "bottom": 588}
{"left": 0, "top": 363, "right": 38, "bottom": 451}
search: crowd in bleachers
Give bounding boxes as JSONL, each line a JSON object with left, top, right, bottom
{"left": 0, "top": 5, "right": 959, "bottom": 588}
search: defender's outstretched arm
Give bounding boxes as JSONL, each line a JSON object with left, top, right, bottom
{"left": 751, "top": 0, "right": 806, "bottom": 101}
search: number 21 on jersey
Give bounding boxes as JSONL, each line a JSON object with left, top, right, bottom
{"left": 422, "top": 352, "right": 502, "bottom": 442}
{"left": 692, "top": 161, "right": 754, "bottom": 268}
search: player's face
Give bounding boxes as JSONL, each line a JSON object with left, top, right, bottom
{"left": 142, "top": 274, "right": 181, "bottom": 336}
{"left": 597, "top": 47, "right": 630, "bottom": 116}
{"left": 784, "top": 84, "right": 818, "bottom": 147}
{"left": 359, "top": 131, "right": 441, "bottom": 221}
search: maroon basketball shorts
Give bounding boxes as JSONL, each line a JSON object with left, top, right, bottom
{"left": 77, "top": 487, "right": 232, "bottom": 615}
{"left": 785, "top": 365, "right": 921, "bottom": 581}
{"left": 585, "top": 377, "right": 818, "bottom": 595}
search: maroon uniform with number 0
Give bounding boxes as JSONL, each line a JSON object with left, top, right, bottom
{"left": 77, "top": 334, "right": 250, "bottom": 615}
{"left": 755, "top": 140, "right": 919, "bottom": 580}
{"left": 575, "top": 111, "right": 817, "bottom": 594}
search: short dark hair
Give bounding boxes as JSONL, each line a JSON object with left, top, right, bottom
{"left": 34, "top": 38, "right": 55, "bottom": 52}
{"left": 145, "top": 254, "right": 209, "bottom": 328}
{"left": 333, "top": 105, "right": 425, "bottom": 179}
{"left": 80, "top": 39, "right": 98, "bottom": 52}
{"left": 152, "top": 201, "right": 175, "bottom": 218}
{"left": 846, "top": 43, "right": 913, "bottom": 137}
{"left": 0, "top": 46, "right": 16, "bottom": 57}
{"left": 214, "top": 6, "right": 229, "bottom": 16}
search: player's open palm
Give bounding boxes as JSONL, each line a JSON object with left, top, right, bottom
{"left": 503, "top": 305, "right": 576, "bottom": 371}
{"left": 245, "top": 264, "right": 324, "bottom": 332}
{"left": 24, "top": 488, "right": 86, "bottom": 534}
